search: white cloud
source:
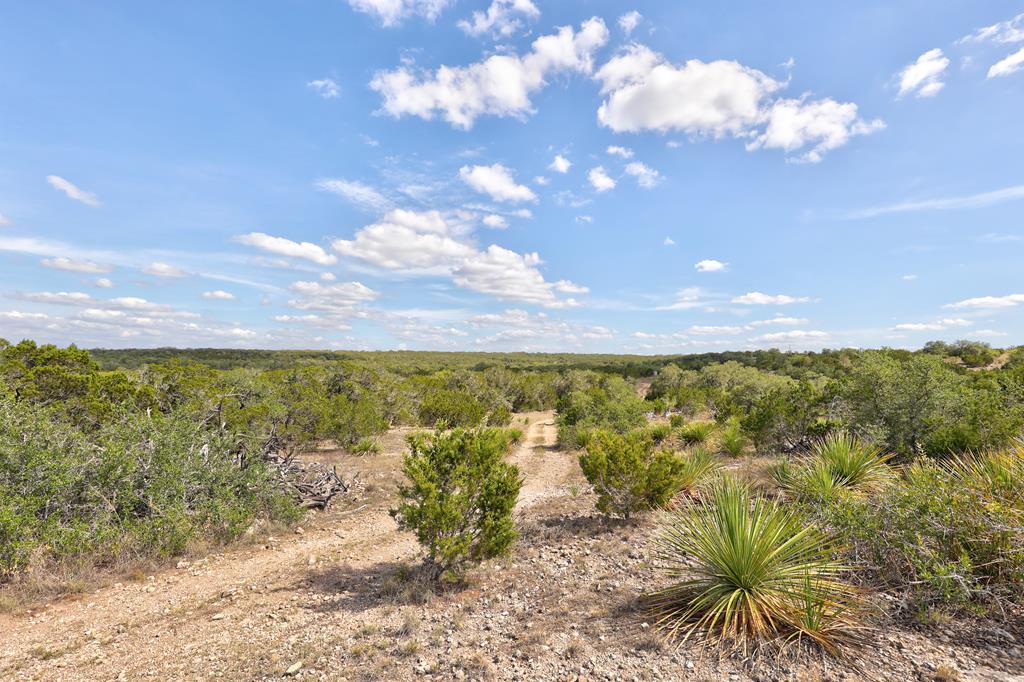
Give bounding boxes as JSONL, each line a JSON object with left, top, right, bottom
{"left": 534, "top": 175, "right": 550, "bottom": 185}
{"left": 235, "top": 232, "right": 338, "bottom": 265}
{"left": 482, "top": 214, "right": 508, "bottom": 229}
{"left": 747, "top": 96, "right": 885, "bottom": 164}
{"left": 458, "top": 0, "right": 539, "bottom": 39}
{"left": 143, "top": 262, "right": 187, "bottom": 278}
{"left": 347, "top": 0, "right": 454, "bottom": 27}
{"left": 606, "top": 145, "right": 634, "bottom": 158}
{"left": 657, "top": 287, "right": 708, "bottom": 311}
{"left": 958, "top": 13, "right": 1024, "bottom": 45}
{"left": 902, "top": 274, "right": 918, "bottom": 281}
{"left": 575, "top": 215, "right": 593, "bottom": 224}
{"left": 748, "top": 316, "right": 808, "bottom": 327}
{"left": 944, "top": 293, "right": 1024, "bottom": 310}
{"left": 315, "top": 178, "right": 392, "bottom": 212}
{"left": 202, "top": 290, "right": 235, "bottom": 300}
{"left": 624, "top": 161, "right": 661, "bottom": 188}
{"left": 596, "top": 45, "right": 881, "bottom": 162}
{"left": 94, "top": 278, "right": 114, "bottom": 289}
{"left": 892, "top": 318, "right": 972, "bottom": 332}
{"left": 460, "top": 164, "right": 537, "bottom": 202}
{"left": 588, "top": 166, "right": 616, "bottom": 192}
{"left": 468, "top": 308, "right": 610, "bottom": 348}
{"left": 40, "top": 257, "right": 113, "bottom": 274}
{"left": 46, "top": 175, "right": 101, "bottom": 207}
{"left": 320, "top": 272, "right": 337, "bottom": 281}
{"left": 694, "top": 259, "right": 728, "bottom": 272}
{"left": 307, "top": 78, "right": 341, "bottom": 99}
{"left": 848, "top": 184, "right": 1024, "bottom": 219}
{"left": 689, "top": 325, "right": 744, "bottom": 335}
{"left": 988, "top": 47, "right": 1024, "bottom": 78}
{"left": 287, "top": 280, "right": 380, "bottom": 313}
{"left": 732, "top": 291, "right": 810, "bottom": 305}
{"left": 332, "top": 208, "right": 583, "bottom": 308}
{"left": 618, "top": 10, "right": 642, "bottom": 35}
{"left": 753, "top": 329, "right": 829, "bottom": 342}
{"left": 663, "top": 237, "right": 675, "bottom": 246}
{"left": 549, "top": 154, "right": 572, "bottom": 173}
{"left": 370, "top": 18, "right": 609, "bottom": 129}
{"left": 896, "top": 49, "right": 949, "bottom": 98}
{"left": 973, "top": 329, "right": 1008, "bottom": 338}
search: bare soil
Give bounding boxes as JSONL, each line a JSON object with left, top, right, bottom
{"left": 2, "top": 412, "right": 1021, "bottom": 681}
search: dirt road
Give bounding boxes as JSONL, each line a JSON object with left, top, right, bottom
{"left": 0, "top": 411, "right": 572, "bottom": 681}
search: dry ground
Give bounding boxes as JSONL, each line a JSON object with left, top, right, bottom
{"left": 1, "top": 412, "right": 1022, "bottom": 681}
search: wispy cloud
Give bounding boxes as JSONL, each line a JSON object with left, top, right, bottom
{"left": 847, "top": 184, "right": 1024, "bottom": 219}
{"left": 46, "top": 175, "right": 101, "bottom": 207}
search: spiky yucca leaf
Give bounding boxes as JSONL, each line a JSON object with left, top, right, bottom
{"left": 678, "top": 421, "right": 715, "bottom": 446}
{"left": 648, "top": 478, "right": 864, "bottom": 654}
{"left": 944, "top": 443, "right": 1024, "bottom": 504}
{"left": 811, "top": 433, "right": 893, "bottom": 493}
{"left": 676, "top": 446, "right": 721, "bottom": 494}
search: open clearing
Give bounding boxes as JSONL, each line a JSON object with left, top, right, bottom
{"left": 2, "top": 412, "right": 1021, "bottom": 681}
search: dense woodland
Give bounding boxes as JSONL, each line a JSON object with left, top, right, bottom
{"left": 2, "top": 337, "right": 1023, "bottom": 654}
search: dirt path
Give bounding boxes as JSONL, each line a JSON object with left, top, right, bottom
{"left": 0, "top": 411, "right": 571, "bottom": 681}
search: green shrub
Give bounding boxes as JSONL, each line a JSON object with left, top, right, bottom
{"left": 418, "top": 389, "right": 486, "bottom": 428}
{"left": 487, "top": 404, "right": 513, "bottom": 426}
{"left": 578, "top": 430, "right": 689, "bottom": 518}
{"left": 391, "top": 428, "right": 522, "bottom": 580}
{"left": 669, "top": 414, "right": 686, "bottom": 429}
{"left": 719, "top": 421, "right": 748, "bottom": 458}
{"left": 648, "top": 423, "right": 673, "bottom": 443}
{"left": 819, "top": 449, "right": 1024, "bottom": 610}
{"left": 649, "top": 478, "right": 864, "bottom": 655}
{"left": 350, "top": 437, "right": 381, "bottom": 456}
{"left": 677, "top": 421, "right": 715, "bottom": 446}
{"left": 0, "top": 399, "right": 298, "bottom": 579}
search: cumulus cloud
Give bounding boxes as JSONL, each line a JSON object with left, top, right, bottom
{"left": 458, "top": 0, "right": 539, "bottom": 39}
{"left": 549, "top": 154, "right": 572, "bottom": 173}
{"left": 748, "top": 316, "right": 808, "bottom": 326}
{"left": 315, "top": 178, "right": 392, "bottom": 211}
{"left": 460, "top": 164, "right": 537, "bottom": 202}
{"left": 663, "top": 237, "right": 675, "bottom": 246}
{"left": 746, "top": 97, "right": 885, "bottom": 164}
{"left": 657, "top": 287, "right": 708, "bottom": 311}
{"left": 624, "top": 161, "right": 661, "bottom": 188}
{"left": 143, "top": 262, "right": 187, "bottom": 278}
{"left": 40, "top": 257, "right": 113, "bottom": 274}
{"left": 482, "top": 214, "right": 508, "bottom": 229}
{"left": 944, "top": 293, "right": 1024, "bottom": 309}
{"left": 732, "top": 291, "right": 810, "bottom": 305}
{"left": 468, "top": 308, "right": 610, "bottom": 348}
{"left": 347, "top": 0, "right": 454, "bottom": 26}
{"left": 988, "top": 47, "right": 1024, "bottom": 78}
{"left": 595, "top": 45, "right": 881, "bottom": 162}
{"left": 370, "top": 17, "right": 609, "bottom": 129}
{"left": 202, "top": 290, "right": 235, "bottom": 300}
{"left": 694, "top": 259, "right": 727, "bottom": 272}
{"left": 606, "top": 145, "right": 634, "bottom": 158}
{"left": 94, "top": 278, "right": 114, "bottom": 289}
{"left": 308, "top": 78, "right": 341, "bottom": 99}
{"left": 287, "top": 280, "right": 380, "bottom": 313}
{"left": 235, "top": 232, "right": 338, "bottom": 265}
{"left": 896, "top": 48, "right": 949, "bottom": 98}
{"left": 332, "top": 209, "right": 583, "bottom": 307}
{"left": 588, "top": 166, "right": 616, "bottom": 192}
{"left": 618, "top": 10, "right": 642, "bottom": 35}
{"left": 46, "top": 175, "right": 101, "bottom": 207}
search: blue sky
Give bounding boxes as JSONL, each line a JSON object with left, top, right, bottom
{"left": 1, "top": 1, "right": 1023, "bottom": 352}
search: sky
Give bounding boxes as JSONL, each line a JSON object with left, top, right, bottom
{"left": 1, "top": 1, "right": 1023, "bottom": 353}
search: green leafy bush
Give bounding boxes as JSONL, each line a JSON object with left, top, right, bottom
{"left": 391, "top": 428, "right": 522, "bottom": 580}
{"left": 819, "top": 446, "right": 1024, "bottom": 610}
{"left": 578, "top": 430, "right": 690, "bottom": 518}
{"left": 417, "top": 389, "right": 486, "bottom": 428}
{"left": 649, "top": 478, "right": 864, "bottom": 655}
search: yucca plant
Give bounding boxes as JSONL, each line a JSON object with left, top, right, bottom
{"left": 811, "top": 433, "right": 893, "bottom": 493}
{"left": 648, "top": 478, "right": 864, "bottom": 654}
{"left": 649, "top": 423, "right": 673, "bottom": 444}
{"left": 944, "top": 442, "right": 1024, "bottom": 505}
{"left": 718, "top": 422, "right": 748, "bottom": 458}
{"left": 676, "top": 447, "right": 721, "bottom": 495}
{"left": 678, "top": 421, "right": 715, "bottom": 446}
